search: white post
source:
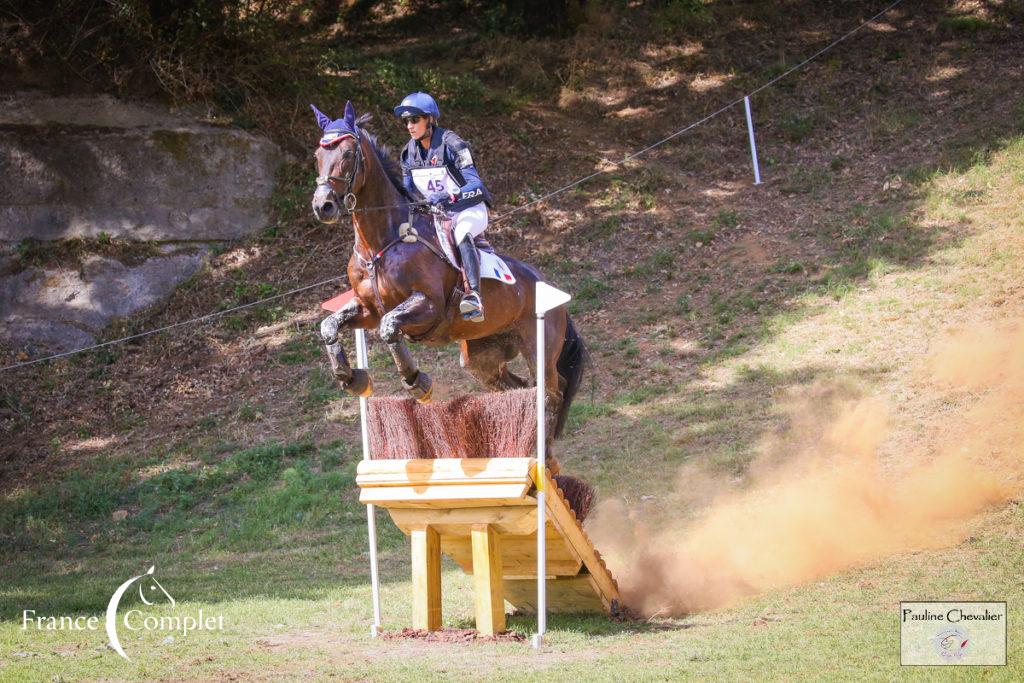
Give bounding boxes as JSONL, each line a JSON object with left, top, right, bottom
{"left": 529, "top": 282, "right": 570, "bottom": 650}
{"left": 744, "top": 95, "right": 763, "bottom": 185}
{"left": 531, "top": 309, "right": 547, "bottom": 650}
{"left": 355, "top": 328, "right": 382, "bottom": 637}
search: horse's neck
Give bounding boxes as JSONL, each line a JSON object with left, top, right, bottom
{"left": 352, "top": 144, "right": 403, "bottom": 258}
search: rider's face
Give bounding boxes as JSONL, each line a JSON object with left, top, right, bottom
{"left": 404, "top": 115, "right": 430, "bottom": 141}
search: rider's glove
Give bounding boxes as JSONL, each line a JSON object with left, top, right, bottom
{"left": 426, "top": 190, "right": 454, "bottom": 209}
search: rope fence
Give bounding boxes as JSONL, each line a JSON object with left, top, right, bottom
{"left": 0, "top": 0, "right": 907, "bottom": 373}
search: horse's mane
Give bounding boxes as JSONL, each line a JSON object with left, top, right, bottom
{"left": 356, "top": 113, "right": 411, "bottom": 200}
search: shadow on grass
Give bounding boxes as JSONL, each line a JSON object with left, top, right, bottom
{"left": 0, "top": 437, "right": 416, "bottom": 617}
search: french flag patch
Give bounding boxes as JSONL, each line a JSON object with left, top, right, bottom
{"left": 480, "top": 252, "right": 516, "bottom": 285}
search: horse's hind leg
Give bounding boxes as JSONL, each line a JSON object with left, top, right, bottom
{"left": 513, "top": 314, "right": 569, "bottom": 469}
{"left": 320, "top": 298, "right": 375, "bottom": 397}
{"left": 460, "top": 336, "right": 528, "bottom": 391}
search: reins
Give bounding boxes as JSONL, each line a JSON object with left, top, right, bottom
{"left": 318, "top": 133, "right": 460, "bottom": 327}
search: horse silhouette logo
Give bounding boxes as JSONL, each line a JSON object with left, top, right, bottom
{"left": 105, "top": 565, "right": 175, "bottom": 661}
{"left": 931, "top": 626, "right": 970, "bottom": 661}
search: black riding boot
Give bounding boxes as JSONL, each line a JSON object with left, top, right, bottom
{"left": 457, "top": 236, "right": 484, "bottom": 322}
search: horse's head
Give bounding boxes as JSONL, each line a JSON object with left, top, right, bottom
{"left": 311, "top": 101, "right": 365, "bottom": 224}
{"left": 137, "top": 565, "right": 176, "bottom": 607}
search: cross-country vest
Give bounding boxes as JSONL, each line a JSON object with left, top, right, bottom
{"left": 401, "top": 127, "right": 491, "bottom": 212}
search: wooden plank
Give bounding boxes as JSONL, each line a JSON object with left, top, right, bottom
{"left": 410, "top": 526, "right": 441, "bottom": 631}
{"left": 471, "top": 524, "right": 505, "bottom": 636}
{"left": 388, "top": 506, "right": 537, "bottom": 536}
{"left": 359, "top": 483, "right": 532, "bottom": 507}
{"left": 357, "top": 458, "right": 533, "bottom": 479}
{"left": 440, "top": 530, "right": 582, "bottom": 577}
{"left": 531, "top": 465, "right": 622, "bottom": 611}
{"left": 503, "top": 575, "right": 607, "bottom": 614}
{"left": 358, "top": 475, "right": 534, "bottom": 488}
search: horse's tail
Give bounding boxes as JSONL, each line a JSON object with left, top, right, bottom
{"left": 554, "top": 315, "right": 588, "bottom": 439}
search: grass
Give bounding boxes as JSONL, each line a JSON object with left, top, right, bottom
{"left": 2, "top": 169, "right": 1020, "bottom": 682}
{"left": 938, "top": 16, "right": 997, "bottom": 33}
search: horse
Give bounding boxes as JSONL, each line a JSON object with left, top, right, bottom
{"left": 310, "top": 101, "right": 585, "bottom": 439}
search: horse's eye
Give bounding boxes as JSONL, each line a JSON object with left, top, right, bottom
{"left": 342, "top": 151, "right": 354, "bottom": 160}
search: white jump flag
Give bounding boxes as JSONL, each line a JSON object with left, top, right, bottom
{"left": 532, "top": 281, "right": 571, "bottom": 649}
{"left": 536, "top": 281, "right": 573, "bottom": 316}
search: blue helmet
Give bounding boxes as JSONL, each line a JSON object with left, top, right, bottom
{"left": 394, "top": 92, "right": 440, "bottom": 120}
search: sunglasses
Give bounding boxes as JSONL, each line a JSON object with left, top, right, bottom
{"left": 402, "top": 115, "right": 424, "bottom": 125}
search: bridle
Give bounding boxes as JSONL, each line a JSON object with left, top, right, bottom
{"left": 316, "top": 132, "right": 364, "bottom": 212}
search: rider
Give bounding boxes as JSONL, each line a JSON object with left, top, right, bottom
{"left": 394, "top": 92, "right": 492, "bottom": 322}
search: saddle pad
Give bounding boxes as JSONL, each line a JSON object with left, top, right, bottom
{"left": 480, "top": 250, "right": 516, "bottom": 284}
{"left": 435, "top": 222, "right": 516, "bottom": 285}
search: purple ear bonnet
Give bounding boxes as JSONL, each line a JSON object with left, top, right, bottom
{"left": 311, "top": 101, "right": 360, "bottom": 147}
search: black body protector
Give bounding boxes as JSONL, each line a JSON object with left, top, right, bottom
{"left": 401, "top": 127, "right": 490, "bottom": 321}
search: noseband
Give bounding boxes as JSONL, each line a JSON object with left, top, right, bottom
{"left": 316, "top": 133, "right": 364, "bottom": 212}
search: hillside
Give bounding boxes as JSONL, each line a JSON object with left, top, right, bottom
{"left": 1, "top": 1, "right": 1022, "bottom": 680}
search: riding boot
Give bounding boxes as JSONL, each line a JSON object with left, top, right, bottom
{"left": 457, "top": 236, "right": 484, "bottom": 322}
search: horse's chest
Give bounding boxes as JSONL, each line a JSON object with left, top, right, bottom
{"left": 352, "top": 264, "right": 407, "bottom": 317}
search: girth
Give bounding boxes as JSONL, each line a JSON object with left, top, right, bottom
{"left": 353, "top": 218, "right": 464, "bottom": 343}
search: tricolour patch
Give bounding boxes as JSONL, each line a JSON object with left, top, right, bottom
{"left": 319, "top": 131, "right": 354, "bottom": 148}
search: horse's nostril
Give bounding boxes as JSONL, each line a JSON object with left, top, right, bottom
{"left": 322, "top": 201, "right": 335, "bottom": 216}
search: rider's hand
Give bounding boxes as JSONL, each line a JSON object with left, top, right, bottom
{"left": 426, "top": 190, "right": 453, "bottom": 208}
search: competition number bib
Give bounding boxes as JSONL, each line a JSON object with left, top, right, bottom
{"left": 411, "top": 166, "right": 459, "bottom": 197}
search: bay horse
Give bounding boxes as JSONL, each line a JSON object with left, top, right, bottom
{"left": 310, "top": 101, "right": 585, "bottom": 439}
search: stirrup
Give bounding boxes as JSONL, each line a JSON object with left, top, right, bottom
{"left": 459, "top": 291, "right": 484, "bottom": 322}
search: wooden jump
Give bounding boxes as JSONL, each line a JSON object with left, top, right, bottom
{"left": 356, "top": 457, "right": 621, "bottom": 635}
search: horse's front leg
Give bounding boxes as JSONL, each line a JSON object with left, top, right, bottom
{"left": 319, "top": 297, "right": 378, "bottom": 397}
{"left": 378, "top": 291, "right": 439, "bottom": 404}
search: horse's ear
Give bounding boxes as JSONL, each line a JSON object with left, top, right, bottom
{"left": 310, "top": 104, "right": 331, "bottom": 130}
{"left": 344, "top": 100, "right": 356, "bottom": 127}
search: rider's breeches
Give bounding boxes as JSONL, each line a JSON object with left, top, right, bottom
{"left": 452, "top": 203, "right": 488, "bottom": 244}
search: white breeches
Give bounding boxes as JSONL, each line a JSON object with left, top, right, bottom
{"left": 452, "top": 203, "right": 489, "bottom": 244}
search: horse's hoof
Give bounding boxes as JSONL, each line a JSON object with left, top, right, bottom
{"left": 345, "top": 369, "right": 373, "bottom": 398}
{"left": 403, "top": 371, "right": 433, "bottom": 404}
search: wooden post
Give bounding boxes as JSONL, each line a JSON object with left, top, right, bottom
{"left": 471, "top": 523, "right": 505, "bottom": 635}
{"left": 411, "top": 525, "right": 441, "bottom": 631}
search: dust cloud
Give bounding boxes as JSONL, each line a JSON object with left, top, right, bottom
{"left": 588, "top": 321, "right": 1023, "bottom": 617}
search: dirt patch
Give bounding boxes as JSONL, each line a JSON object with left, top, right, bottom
{"left": 379, "top": 627, "right": 527, "bottom": 644}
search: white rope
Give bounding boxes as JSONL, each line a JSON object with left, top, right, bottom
{"left": 0, "top": 0, "right": 906, "bottom": 373}
{"left": 0, "top": 276, "right": 345, "bottom": 372}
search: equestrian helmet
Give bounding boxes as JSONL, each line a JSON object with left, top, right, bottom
{"left": 394, "top": 92, "right": 440, "bottom": 120}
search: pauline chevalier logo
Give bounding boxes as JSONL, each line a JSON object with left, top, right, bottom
{"left": 900, "top": 601, "right": 1005, "bottom": 666}
{"left": 930, "top": 626, "right": 970, "bottom": 661}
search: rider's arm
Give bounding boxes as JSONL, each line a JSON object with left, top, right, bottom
{"left": 444, "top": 131, "right": 486, "bottom": 202}
{"left": 400, "top": 149, "right": 419, "bottom": 198}
{"left": 455, "top": 164, "right": 485, "bottom": 201}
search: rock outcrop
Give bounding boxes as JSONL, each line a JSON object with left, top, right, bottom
{"left": 0, "top": 93, "right": 281, "bottom": 241}
{"left": 1, "top": 246, "right": 207, "bottom": 353}
{"left": 0, "top": 92, "right": 283, "bottom": 355}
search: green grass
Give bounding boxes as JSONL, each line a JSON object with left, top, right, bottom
{"left": 568, "top": 277, "right": 613, "bottom": 314}
{"left": 938, "top": 15, "right": 996, "bottom": 33}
